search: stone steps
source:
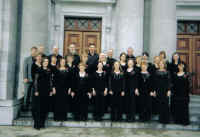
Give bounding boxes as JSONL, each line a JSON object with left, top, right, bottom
{"left": 13, "top": 118, "right": 200, "bottom": 131}
{"left": 13, "top": 95, "right": 200, "bottom": 131}
{"left": 19, "top": 112, "right": 200, "bottom": 124}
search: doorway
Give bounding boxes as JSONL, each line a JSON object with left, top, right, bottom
{"left": 64, "top": 17, "right": 102, "bottom": 56}
{"left": 177, "top": 21, "right": 200, "bottom": 94}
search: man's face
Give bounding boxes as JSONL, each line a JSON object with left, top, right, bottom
{"left": 39, "top": 46, "right": 45, "bottom": 54}
{"left": 31, "top": 49, "right": 37, "bottom": 57}
{"left": 89, "top": 46, "right": 95, "bottom": 53}
{"left": 127, "top": 48, "right": 133, "bottom": 56}
{"left": 53, "top": 48, "right": 59, "bottom": 55}
{"left": 69, "top": 45, "right": 76, "bottom": 53}
{"left": 107, "top": 50, "right": 113, "bottom": 58}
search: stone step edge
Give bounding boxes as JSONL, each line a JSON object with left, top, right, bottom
{"left": 13, "top": 119, "right": 200, "bottom": 131}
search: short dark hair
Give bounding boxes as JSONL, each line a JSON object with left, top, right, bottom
{"left": 31, "top": 46, "right": 37, "bottom": 51}
{"left": 142, "top": 52, "right": 149, "bottom": 57}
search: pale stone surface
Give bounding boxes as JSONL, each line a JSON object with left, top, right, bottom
{"left": 17, "top": 0, "right": 49, "bottom": 99}
{"left": 149, "top": 0, "right": 177, "bottom": 61}
{"left": 0, "top": 126, "right": 200, "bottom": 137}
{"left": 115, "top": 0, "right": 144, "bottom": 56}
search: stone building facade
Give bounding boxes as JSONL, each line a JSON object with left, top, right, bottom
{"left": 0, "top": 0, "right": 200, "bottom": 125}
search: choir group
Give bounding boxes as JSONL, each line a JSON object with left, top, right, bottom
{"left": 23, "top": 44, "right": 191, "bottom": 130}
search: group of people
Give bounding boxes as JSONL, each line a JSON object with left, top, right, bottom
{"left": 23, "top": 44, "right": 191, "bottom": 130}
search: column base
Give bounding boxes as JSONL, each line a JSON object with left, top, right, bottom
{"left": 0, "top": 98, "right": 23, "bottom": 125}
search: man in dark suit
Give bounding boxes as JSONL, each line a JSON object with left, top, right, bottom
{"left": 68, "top": 44, "right": 80, "bottom": 67}
{"left": 38, "top": 45, "right": 47, "bottom": 58}
{"left": 87, "top": 45, "right": 99, "bottom": 75}
{"left": 23, "top": 47, "right": 38, "bottom": 111}
{"left": 126, "top": 47, "right": 136, "bottom": 62}
{"left": 49, "top": 46, "right": 62, "bottom": 64}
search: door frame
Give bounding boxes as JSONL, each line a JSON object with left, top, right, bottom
{"left": 49, "top": 1, "right": 114, "bottom": 56}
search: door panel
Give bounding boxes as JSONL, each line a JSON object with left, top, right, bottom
{"left": 64, "top": 31, "right": 83, "bottom": 56}
{"left": 176, "top": 35, "right": 192, "bottom": 72}
{"left": 83, "top": 32, "right": 101, "bottom": 54}
{"left": 192, "top": 36, "right": 200, "bottom": 94}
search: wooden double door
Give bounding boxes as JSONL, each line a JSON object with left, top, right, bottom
{"left": 64, "top": 31, "right": 101, "bottom": 56}
{"left": 177, "top": 35, "right": 200, "bottom": 94}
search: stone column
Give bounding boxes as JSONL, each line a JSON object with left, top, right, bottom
{"left": 17, "top": 0, "right": 49, "bottom": 99}
{"left": 116, "top": 0, "right": 144, "bottom": 56}
{"left": 149, "top": 0, "right": 177, "bottom": 60}
{"left": 0, "top": 0, "right": 20, "bottom": 125}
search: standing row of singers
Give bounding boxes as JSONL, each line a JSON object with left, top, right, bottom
{"left": 23, "top": 44, "right": 191, "bottom": 130}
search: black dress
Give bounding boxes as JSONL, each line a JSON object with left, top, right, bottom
{"left": 109, "top": 72, "right": 125, "bottom": 121}
{"left": 92, "top": 71, "right": 108, "bottom": 120}
{"left": 71, "top": 72, "right": 92, "bottom": 120}
{"left": 120, "top": 63, "right": 128, "bottom": 73}
{"left": 54, "top": 68, "right": 71, "bottom": 121}
{"left": 148, "top": 64, "right": 159, "bottom": 115}
{"left": 32, "top": 68, "right": 53, "bottom": 129}
{"left": 124, "top": 68, "right": 138, "bottom": 121}
{"left": 138, "top": 72, "right": 153, "bottom": 121}
{"left": 172, "top": 73, "right": 190, "bottom": 125}
{"left": 153, "top": 70, "right": 171, "bottom": 124}
{"left": 49, "top": 64, "right": 58, "bottom": 112}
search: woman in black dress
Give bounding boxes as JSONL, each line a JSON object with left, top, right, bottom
{"left": 99, "top": 53, "right": 112, "bottom": 76}
{"left": 137, "top": 62, "right": 154, "bottom": 122}
{"left": 135, "top": 56, "right": 142, "bottom": 73}
{"left": 172, "top": 62, "right": 190, "bottom": 125}
{"left": 109, "top": 61, "right": 125, "bottom": 121}
{"left": 31, "top": 54, "right": 42, "bottom": 81}
{"left": 71, "top": 62, "right": 92, "bottom": 121}
{"left": 153, "top": 60, "right": 171, "bottom": 124}
{"left": 92, "top": 62, "right": 108, "bottom": 121}
{"left": 32, "top": 57, "right": 54, "bottom": 130}
{"left": 119, "top": 52, "right": 128, "bottom": 73}
{"left": 148, "top": 56, "right": 160, "bottom": 115}
{"left": 54, "top": 58, "right": 71, "bottom": 121}
{"left": 169, "top": 52, "right": 181, "bottom": 117}
{"left": 125, "top": 59, "right": 139, "bottom": 122}
{"left": 49, "top": 55, "right": 58, "bottom": 112}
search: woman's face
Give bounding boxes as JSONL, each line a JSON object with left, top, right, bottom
{"left": 60, "top": 59, "right": 66, "bottom": 67}
{"left": 173, "top": 54, "right": 179, "bottom": 61}
{"left": 43, "top": 59, "right": 49, "bottom": 67}
{"left": 51, "top": 57, "right": 57, "bottom": 64}
{"left": 127, "top": 60, "right": 134, "bottom": 68}
{"left": 100, "top": 54, "right": 106, "bottom": 62}
{"left": 159, "top": 53, "right": 165, "bottom": 59}
{"left": 36, "top": 55, "right": 42, "bottom": 62}
{"left": 136, "top": 57, "right": 142, "bottom": 64}
{"left": 120, "top": 54, "right": 126, "bottom": 62}
{"left": 141, "top": 64, "right": 147, "bottom": 71}
{"left": 154, "top": 56, "right": 160, "bottom": 64}
{"left": 114, "top": 62, "right": 120, "bottom": 70}
{"left": 79, "top": 65, "right": 85, "bottom": 72}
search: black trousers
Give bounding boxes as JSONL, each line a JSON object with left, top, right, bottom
{"left": 110, "top": 95, "right": 123, "bottom": 121}
{"left": 93, "top": 93, "right": 105, "bottom": 120}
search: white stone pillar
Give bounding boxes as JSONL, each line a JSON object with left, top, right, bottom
{"left": 0, "top": 0, "right": 21, "bottom": 125}
{"left": 17, "top": 0, "right": 49, "bottom": 99}
{"left": 116, "top": 0, "right": 144, "bottom": 57}
{"left": 149, "top": 0, "right": 177, "bottom": 60}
